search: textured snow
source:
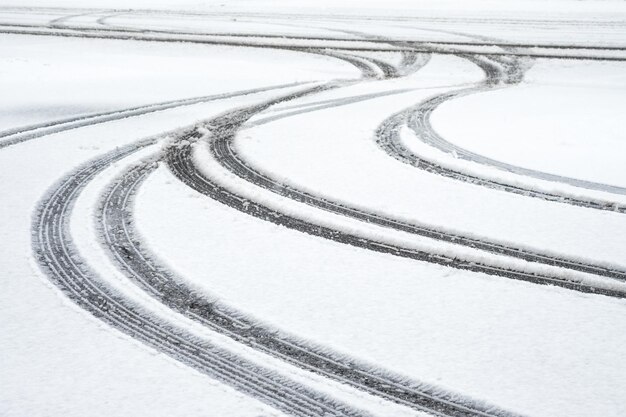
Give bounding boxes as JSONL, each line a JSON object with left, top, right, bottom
{"left": 2, "top": 2, "right": 626, "bottom": 417}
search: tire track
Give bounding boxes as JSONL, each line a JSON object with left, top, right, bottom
{"left": 21, "top": 38, "right": 393, "bottom": 415}
{"left": 2, "top": 21, "right": 626, "bottom": 61}
{"left": 0, "top": 82, "right": 308, "bottom": 150}
{"left": 32, "top": 139, "right": 376, "bottom": 417}
{"left": 152, "top": 45, "right": 626, "bottom": 295}
{"left": 166, "top": 96, "right": 625, "bottom": 301}
{"left": 168, "top": 129, "right": 536, "bottom": 417}
{"left": 413, "top": 53, "right": 626, "bottom": 196}
{"left": 95, "top": 59, "right": 524, "bottom": 417}
{"left": 3, "top": 5, "right": 626, "bottom": 28}
{"left": 0, "top": 23, "right": 414, "bottom": 53}
{"left": 376, "top": 53, "right": 626, "bottom": 211}
{"left": 311, "top": 50, "right": 381, "bottom": 79}
{"left": 23, "top": 25, "right": 419, "bottom": 416}
{"left": 215, "top": 104, "right": 626, "bottom": 281}
{"left": 99, "top": 25, "right": 626, "bottom": 51}
{"left": 0, "top": 34, "right": 390, "bottom": 152}
{"left": 0, "top": 10, "right": 396, "bottom": 150}
{"left": 101, "top": 154, "right": 521, "bottom": 417}
{"left": 174, "top": 33, "right": 626, "bottom": 282}
{"left": 19, "top": 9, "right": 624, "bottom": 417}
{"left": 247, "top": 88, "right": 416, "bottom": 128}
{"left": 95, "top": 10, "right": 408, "bottom": 80}
{"left": 27, "top": 6, "right": 626, "bottom": 52}
{"left": 205, "top": 33, "right": 626, "bottom": 280}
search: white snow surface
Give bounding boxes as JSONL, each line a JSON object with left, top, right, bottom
{"left": 2, "top": 3, "right": 626, "bottom": 417}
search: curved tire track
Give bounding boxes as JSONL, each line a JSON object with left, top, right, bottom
{"left": 0, "top": 82, "right": 308, "bottom": 150}
{"left": 24, "top": 23, "right": 427, "bottom": 416}
{"left": 19, "top": 9, "right": 624, "bottom": 417}
{"left": 166, "top": 97, "right": 625, "bottom": 300}
{"left": 169, "top": 129, "right": 539, "bottom": 417}
{"left": 376, "top": 53, "right": 626, "bottom": 212}
{"left": 214, "top": 105, "right": 626, "bottom": 282}
{"left": 32, "top": 139, "right": 376, "bottom": 417}
{"left": 101, "top": 154, "right": 520, "bottom": 417}
{"left": 2, "top": 19, "right": 626, "bottom": 61}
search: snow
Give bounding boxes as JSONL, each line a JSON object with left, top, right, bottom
{"left": 0, "top": 109, "right": 287, "bottom": 417}
{"left": 398, "top": 126, "right": 626, "bottom": 210}
{"left": 2, "top": 3, "right": 626, "bottom": 417}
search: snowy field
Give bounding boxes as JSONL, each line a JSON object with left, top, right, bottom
{"left": 1, "top": 1, "right": 625, "bottom": 416}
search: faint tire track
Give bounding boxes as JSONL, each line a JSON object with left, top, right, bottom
{"left": 2, "top": 20, "right": 626, "bottom": 61}
{"left": 215, "top": 105, "right": 626, "bottom": 282}
{"left": 3, "top": 5, "right": 626, "bottom": 29}
{"left": 22, "top": 26, "right": 423, "bottom": 416}
{"left": 0, "top": 82, "right": 308, "bottom": 150}
{"left": 414, "top": 54, "right": 626, "bottom": 196}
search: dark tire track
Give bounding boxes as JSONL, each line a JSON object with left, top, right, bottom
{"left": 87, "top": 38, "right": 531, "bottom": 417}
{"left": 94, "top": 49, "right": 519, "bottom": 416}
{"left": 18, "top": 8, "right": 623, "bottom": 417}
{"left": 152, "top": 38, "right": 626, "bottom": 299}
{"left": 215, "top": 106, "right": 626, "bottom": 282}
{"left": 32, "top": 139, "right": 376, "bottom": 417}
{"left": 168, "top": 129, "right": 537, "bottom": 417}
{"left": 22, "top": 23, "right": 424, "bottom": 416}
{"left": 205, "top": 33, "right": 626, "bottom": 281}
{"left": 166, "top": 96, "right": 625, "bottom": 301}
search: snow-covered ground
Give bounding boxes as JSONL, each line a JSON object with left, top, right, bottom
{"left": 1, "top": 3, "right": 625, "bottom": 417}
